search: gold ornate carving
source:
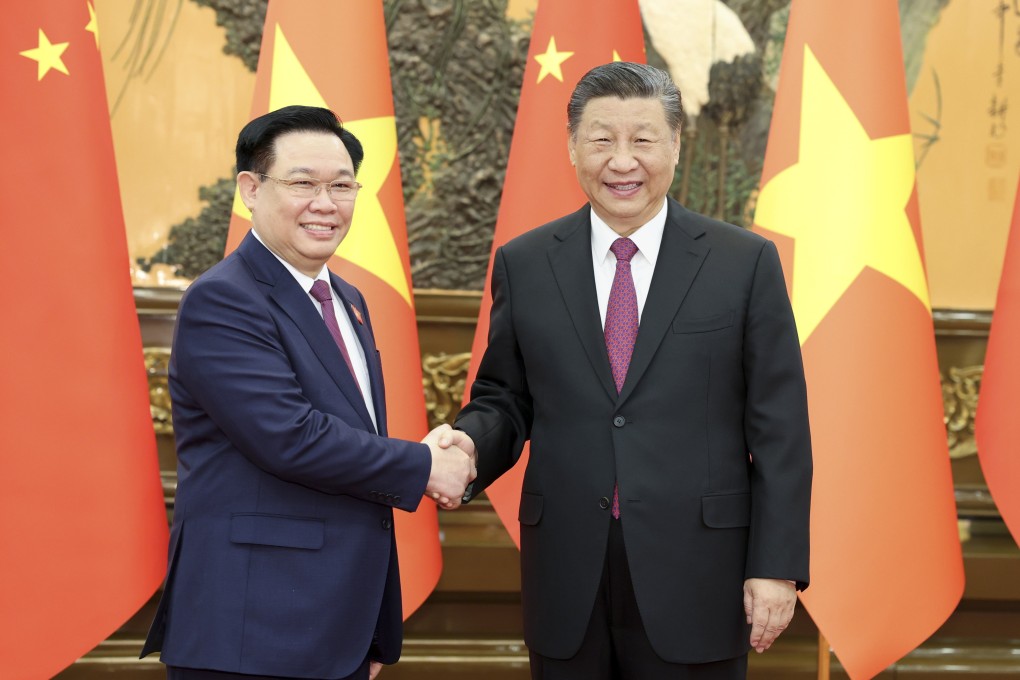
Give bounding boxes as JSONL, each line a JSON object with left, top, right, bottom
{"left": 145, "top": 347, "right": 173, "bottom": 435}
{"left": 942, "top": 365, "right": 982, "bottom": 459}
{"left": 422, "top": 352, "right": 472, "bottom": 429}
{"left": 146, "top": 344, "right": 985, "bottom": 461}
{"left": 143, "top": 346, "right": 476, "bottom": 434}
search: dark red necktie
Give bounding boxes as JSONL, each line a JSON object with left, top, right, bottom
{"left": 309, "top": 280, "right": 363, "bottom": 396}
{"left": 604, "top": 238, "right": 639, "bottom": 519}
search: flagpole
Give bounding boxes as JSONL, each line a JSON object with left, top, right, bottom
{"left": 818, "top": 630, "right": 831, "bottom": 680}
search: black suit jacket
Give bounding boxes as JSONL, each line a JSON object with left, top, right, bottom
{"left": 455, "top": 199, "right": 812, "bottom": 663}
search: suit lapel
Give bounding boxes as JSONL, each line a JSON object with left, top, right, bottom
{"left": 331, "top": 274, "right": 385, "bottom": 435}
{"left": 239, "top": 233, "right": 376, "bottom": 432}
{"left": 548, "top": 207, "right": 619, "bottom": 402}
{"left": 618, "top": 200, "right": 709, "bottom": 404}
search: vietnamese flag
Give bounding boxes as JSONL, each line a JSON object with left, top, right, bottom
{"left": 977, "top": 175, "right": 1020, "bottom": 546}
{"left": 0, "top": 2, "right": 169, "bottom": 677}
{"left": 752, "top": 1, "right": 964, "bottom": 677}
{"left": 462, "top": 0, "right": 645, "bottom": 548}
{"left": 223, "top": 0, "right": 440, "bottom": 617}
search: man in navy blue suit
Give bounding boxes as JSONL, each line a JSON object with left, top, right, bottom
{"left": 142, "top": 105, "right": 475, "bottom": 680}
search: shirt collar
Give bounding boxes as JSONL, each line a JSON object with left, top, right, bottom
{"left": 590, "top": 198, "right": 668, "bottom": 266}
{"left": 251, "top": 228, "right": 330, "bottom": 293}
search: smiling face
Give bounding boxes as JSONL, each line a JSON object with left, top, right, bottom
{"left": 238, "top": 130, "right": 356, "bottom": 277}
{"left": 567, "top": 96, "right": 681, "bottom": 236}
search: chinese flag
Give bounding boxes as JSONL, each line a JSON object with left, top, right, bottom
{"left": 752, "top": 1, "right": 964, "bottom": 677}
{"left": 977, "top": 175, "right": 1020, "bottom": 546}
{"left": 223, "top": 0, "right": 440, "bottom": 617}
{"left": 463, "top": 0, "right": 645, "bottom": 547}
{"left": 0, "top": 3, "right": 169, "bottom": 677}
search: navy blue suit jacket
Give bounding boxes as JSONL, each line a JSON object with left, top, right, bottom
{"left": 142, "top": 232, "right": 431, "bottom": 678}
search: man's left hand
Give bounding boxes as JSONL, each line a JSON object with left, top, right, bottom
{"left": 743, "top": 578, "right": 797, "bottom": 653}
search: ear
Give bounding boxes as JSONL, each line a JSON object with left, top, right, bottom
{"left": 671, "top": 130, "right": 682, "bottom": 166}
{"left": 567, "top": 136, "right": 577, "bottom": 167}
{"left": 237, "top": 171, "right": 260, "bottom": 211}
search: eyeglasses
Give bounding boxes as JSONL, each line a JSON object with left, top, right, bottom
{"left": 258, "top": 173, "right": 362, "bottom": 201}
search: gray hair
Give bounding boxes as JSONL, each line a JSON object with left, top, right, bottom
{"left": 567, "top": 62, "right": 684, "bottom": 138}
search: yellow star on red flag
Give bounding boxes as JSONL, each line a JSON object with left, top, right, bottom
{"left": 86, "top": 2, "right": 99, "bottom": 49}
{"left": 230, "top": 22, "right": 412, "bottom": 307}
{"left": 2, "top": 4, "right": 170, "bottom": 677}
{"left": 754, "top": 45, "right": 928, "bottom": 344}
{"left": 534, "top": 36, "right": 574, "bottom": 83}
{"left": 751, "top": 3, "right": 963, "bottom": 677}
{"left": 20, "top": 29, "right": 69, "bottom": 80}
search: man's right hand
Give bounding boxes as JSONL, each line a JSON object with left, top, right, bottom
{"left": 423, "top": 424, "right": 476, "bottom": 509}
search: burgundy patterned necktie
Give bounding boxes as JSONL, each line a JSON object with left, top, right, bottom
{"left": 605, "top": 237, "right": 639, "bottom": 519}
{"left": 309, "top": 280, "right": 363, "bottom": 396}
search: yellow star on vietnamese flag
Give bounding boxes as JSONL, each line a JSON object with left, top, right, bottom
{"left": 231, "top": 23, "right": 412, "bottom": 306}
{"left": 20, "top": 29, "right": 70, "bottom": 80}
{"left": 754, "top": 45, "right": 930, "bottom": 345}
{"left": 86, "top": 1, "right": 100, "bottom": 49}
{"left": 534, "top": 36, "right": 573, "bottom": 84}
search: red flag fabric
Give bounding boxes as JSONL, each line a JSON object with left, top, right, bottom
{"left": 223, "top": 0, "right": 440, "bottom": 617}
{"left": 977, "top": 174, "right": 1020, "bottom": 545}
{"left": 0, "top": 3, "right": 169, "bottom": 677}
{"left": 463, "top": 0, "right": 645, "bottom": 548}
{"left": 752, "top": 1, "right": 964, "bottom": 677}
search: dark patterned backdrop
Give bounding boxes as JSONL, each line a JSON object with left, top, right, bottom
{"left": 135, "top": 0, "right": 949, "bottom": 291}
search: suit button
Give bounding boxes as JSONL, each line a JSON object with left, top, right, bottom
{"left": 393, "top": 495, "right": 401, "bottom": 504}
{"left": 613, "top": 415, "right": 626, "bottom": 427}
{"left": 382, "top": 518, "right": 393, "bottom": 530}
{"left": 599, "top": 497, "right": 610, "bottom": 509}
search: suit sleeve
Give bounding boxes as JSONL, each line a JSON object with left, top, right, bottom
{"left": 171, "top": 275, "right": 430, "bottom": 511}
{"left": 454, "top": 247, "right": 534, "bottom": 499}
{"left": 742, "top": 240, "right": 813, "bottom": 589}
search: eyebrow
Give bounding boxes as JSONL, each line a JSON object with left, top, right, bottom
{"left": 585, "top": 120, "right": 656, "bottom": 133}
{"left": 285, "top": 167, "right": 355, "bottom": 179}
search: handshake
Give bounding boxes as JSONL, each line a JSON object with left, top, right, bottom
{"left": 422, "top": 424, "right": 477, "bottom": 510}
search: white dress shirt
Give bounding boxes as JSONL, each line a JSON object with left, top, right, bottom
{"left": 252, "top": 230, "right": 378, "bottom": 431}
{"left": 590, "top": 199, "right": 668, "bottom": 327}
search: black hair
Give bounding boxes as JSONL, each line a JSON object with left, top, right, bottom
{"left": 567, "top": 62, "right": 684, "bottom": 138}
{"left": 235, "top": 105, "right": 364, "bottom": 175}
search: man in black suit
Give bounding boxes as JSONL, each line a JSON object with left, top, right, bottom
{"left": 450, "top": 63, "right": 812, "bottom": 679}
